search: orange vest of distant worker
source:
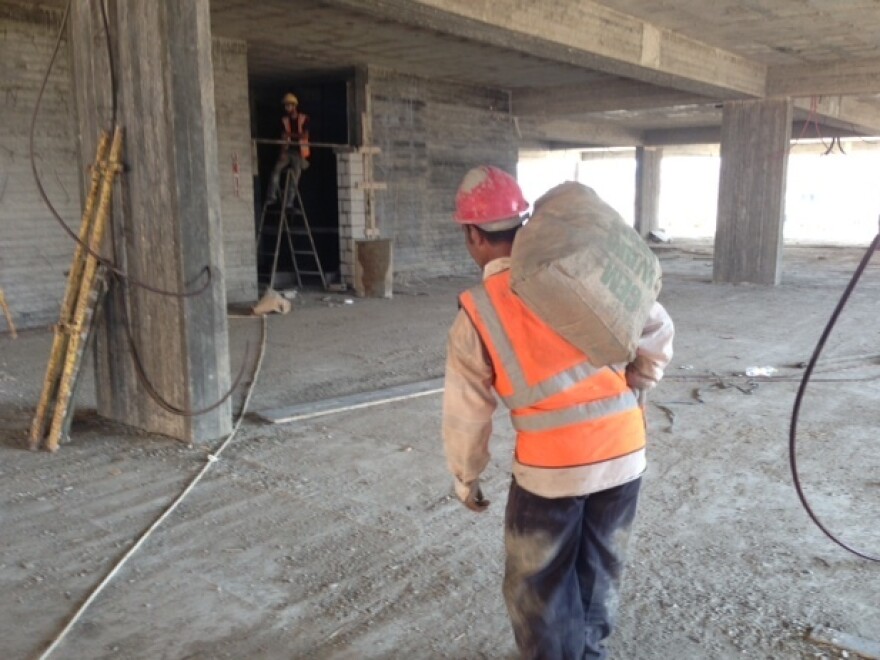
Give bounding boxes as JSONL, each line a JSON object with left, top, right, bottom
{"left": 282, "top": 113, "right": 311, "bottom": 159}
{"left": 459, "top": 269, "right": 646, "bottom": 469}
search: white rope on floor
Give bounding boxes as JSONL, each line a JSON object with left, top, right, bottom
{"left": 37, "top": 316, "right": 269, "bottom": 660}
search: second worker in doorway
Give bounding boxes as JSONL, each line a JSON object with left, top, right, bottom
{"left": 266, "top": 92, "right": 311, "bottom": 208}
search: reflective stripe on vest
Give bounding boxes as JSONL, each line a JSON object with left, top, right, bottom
{"left": 510, "top": 390, "right": 636, "bottom": 433}
{"left": 460, "top": 270, "right": 645, "bottom": 469}
{"left": 468, "top": 285, "right": 604, "bottom": 410}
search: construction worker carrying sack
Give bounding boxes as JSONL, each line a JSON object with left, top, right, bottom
{"left": 442, "top": 165, "right": 674, "bottom": 659}
{"left": 266, "top": 92, "right": 311, "bottom": 207}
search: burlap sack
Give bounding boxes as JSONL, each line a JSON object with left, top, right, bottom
{"left": 510, "top": 182, "right": 661, "bottom": 366}
{"left": 252, "top": 288, "right": 292, "bottom": 316}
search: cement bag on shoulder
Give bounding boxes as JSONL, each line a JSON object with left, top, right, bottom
{"left": 510, "top": 182, "right": 661, "bottom": 367}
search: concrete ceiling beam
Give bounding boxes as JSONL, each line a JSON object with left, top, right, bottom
{"left": 792, "top": 96, "right": 880, "bottom": 136}
{"left": 768, "top": 58, "right": 880, "bottom": 97}
{"left": 642, "top": 119, "right": 871, "bottom": 148}
{"left": 515, "top": 116, "right": 644, "bottom": 147}
{"left": 323, "top": 0, "right": 767, "bottom": 99}
{"left": 513, "top": 86, "right": 880, "bottom": 142}
{"left": 512, "top": 80, "right": 714, "bottom": 116}
{"left": 643, "top": 126, "right": 721, "bottom": 146}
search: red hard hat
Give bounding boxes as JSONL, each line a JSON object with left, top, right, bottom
{"left": 454, "top": 165, "right": 529, "bottom": 230}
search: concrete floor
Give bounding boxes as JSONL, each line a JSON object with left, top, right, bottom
{"left": 1, "top": 244, "right": 879, "bottom": 659}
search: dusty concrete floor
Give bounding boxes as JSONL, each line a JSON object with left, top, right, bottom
{"left": 1, "top": 244, "right": 879, "bottom": 659}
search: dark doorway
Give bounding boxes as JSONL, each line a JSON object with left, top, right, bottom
{"left": 251, "top": 76, "right": 350, "bottom": 289}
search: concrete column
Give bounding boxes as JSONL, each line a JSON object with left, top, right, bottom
{"left": 714, "top": 99, "right": 792, "bottom": 285}
{"left": 634, "top": 146, "right": 662, "bottom": 237}
{"left": 70, "top": 0, "right": 232, "bottom": 442}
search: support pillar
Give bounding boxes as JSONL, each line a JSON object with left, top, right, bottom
{"left": 634, "top": 146, "right": 662, "bottom": 238}
{"left": 714, "top": 99, "right": 792, "bottom": 285}
{"left": 70, "top": 0, "right": 232, "bottom": 441}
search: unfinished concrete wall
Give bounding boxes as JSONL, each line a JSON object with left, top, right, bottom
{"left": 0, "top": 4, "right": 256, "bottom": 331}
{"left": 212, "top": 37, "right": 257, "bottom": 304}
{"left": 0, "top": 5, "right": 81, "bottom": 331}
{"left": 369, "top": 70, "right": 517, "bottom": 280}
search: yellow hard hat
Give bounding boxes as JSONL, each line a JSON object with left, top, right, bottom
{"left": 282, "top": 93, "right": 298, "bottom": 106}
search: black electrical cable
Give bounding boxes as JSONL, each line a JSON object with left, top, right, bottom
{"left": 109, "top": 270, "right": 250, "bottom": 417}
{"left": 789, "top": 232, "right": 880, "bottom": 563}
{"left": 31, "top": 0, "right": 245, "bottom": 419}
{"left": 28, "top": 0, "right": 213, "bottom": 300}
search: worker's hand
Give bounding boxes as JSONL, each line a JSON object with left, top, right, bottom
{"left": 626, "top": 362, "right": 657, "bottom": 391}
{"left": 454, "top": 478, "right": 490, "bottom": 513}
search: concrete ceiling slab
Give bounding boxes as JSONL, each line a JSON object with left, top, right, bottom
{"left": 28, "top": 0, "right": 880, "bottom": 143}
{"left": 205, "top": 0, "right": 880, "bottom": 142}
{"left": 595, "top": 0, "right": 880, "bottom": 66}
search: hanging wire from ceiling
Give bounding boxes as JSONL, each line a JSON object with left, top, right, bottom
{"left": 789, "top": 230, "right": 880, "bottom": 563}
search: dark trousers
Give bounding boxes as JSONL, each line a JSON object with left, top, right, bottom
{"left": 503, "top": 477, "right": 642, "bottom": 660}
{"left": 266, "top": 153, "right": 308, "bottom": 206}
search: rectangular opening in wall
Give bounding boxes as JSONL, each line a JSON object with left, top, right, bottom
{"left": 250, "top": 74, "right": 352, "bottom": 291}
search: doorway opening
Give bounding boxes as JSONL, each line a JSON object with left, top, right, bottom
{"left": 250, "top": 75, "right": 351, "bottom": 290}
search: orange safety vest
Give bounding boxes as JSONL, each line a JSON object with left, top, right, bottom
{"left": 282, "top": 113, "right": 311, "bottom": 159}
{"left": 459, "top": 269, "right": 646, "bottom": 469}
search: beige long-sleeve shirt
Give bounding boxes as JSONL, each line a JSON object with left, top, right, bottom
{"left": 443, "top": 257, "right": 674, "bottom": 499}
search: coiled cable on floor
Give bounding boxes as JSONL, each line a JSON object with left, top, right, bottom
{"left": 789, "top": 232, "right": 880, "bottom": 563}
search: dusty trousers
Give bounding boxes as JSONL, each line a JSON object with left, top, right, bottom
{"left": 503, "top": 477, "right": 641, "bottom": 660}
{"left": 266, "top": 153, "right": 309, "bottom": 206}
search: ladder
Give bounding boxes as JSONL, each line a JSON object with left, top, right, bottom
{"left": 256, "top": 167, "right": 327, "bottom": 291}
{"left": 30, "top": 127, "right": 123, "bottom": 452}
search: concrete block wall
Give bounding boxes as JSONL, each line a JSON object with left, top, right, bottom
{"left": 369, "top": 70, "right": 518, "bottom": 281}
{"left": 336, "top": 150, "right": 367, "bottom": 283}
{"left": 0, "top": 3, "right": 258, "bottom": 330}
{"left": 0, "top": 5, "right": 83, "bottom": 331}
{"left": 212, "top": 37, "right": 257, "bottom": 304}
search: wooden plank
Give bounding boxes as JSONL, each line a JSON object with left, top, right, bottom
{"left": 46, "top": 128, "right": 122, "bottom": 452}
{"left": 808, "top": 625, "right": 880, "bottom": 660}
{"left": 29, "top": 132, "right": 110, "bottom": 447}
{"left": 257, "top": 378, "right": 445, "bottom": 424}
{"left": 0, "top": 289, "right": 16, "bottom": 339}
